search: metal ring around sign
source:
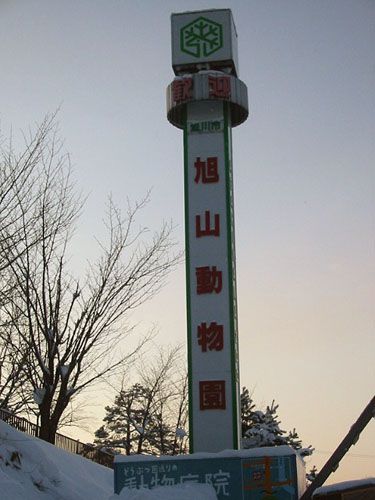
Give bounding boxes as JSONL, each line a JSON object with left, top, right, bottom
{"left": 167, "top": 72, "right": 249, "bottom": 129}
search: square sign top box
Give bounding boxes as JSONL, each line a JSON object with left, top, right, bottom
{"left": 171, "top": 9, "right": 239, "bottom": 76}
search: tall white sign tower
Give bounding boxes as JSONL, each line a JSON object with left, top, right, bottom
{"left": 167, "top": 9, "right": 248, "bottom": 453}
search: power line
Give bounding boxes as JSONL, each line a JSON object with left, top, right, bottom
{"left": 314, "top": 449, "right": 375, "bottom": 459}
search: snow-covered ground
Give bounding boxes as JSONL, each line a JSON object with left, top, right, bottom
{"left": 0, "top": 420, "right": 112, "bottom": 499}
{"left": 0, "top": 420, "right": 217, "bottom": 499}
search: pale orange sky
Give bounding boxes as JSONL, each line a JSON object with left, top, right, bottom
{"left": 0, "top": 0, "right": 373, "bottom": 485}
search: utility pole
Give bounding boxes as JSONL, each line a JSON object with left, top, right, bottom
{"left": 301, "top": 395, "right": 375, "bottom": 500}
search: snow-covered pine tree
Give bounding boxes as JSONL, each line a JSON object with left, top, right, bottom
{"left": 306, "top": 465, "right": 318, "bottom": 483}
{"left": 287, "top": 428, "right": 314, "bottom": 457}
{"left": 242, "top": 397, "right": 288, "bottom": 448}
{"left": 240, "top": 387, "right": 314, "bottom": 456}
{"left": 287, "top": 428, "right": 302, "bottom": 449}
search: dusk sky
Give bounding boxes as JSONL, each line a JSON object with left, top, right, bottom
{"left": 0, "top": 0, "right": 374, "bottom": 484}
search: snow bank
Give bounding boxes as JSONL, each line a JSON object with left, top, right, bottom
{"left": 0, "top": 420, "right": 113, "bottom": 500}
{"left": 110, "top": 483, "right": 217, "bottom": 499}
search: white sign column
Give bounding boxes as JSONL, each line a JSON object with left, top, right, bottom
{"left": 167, "top": 8, "right": 248, "bottom": 453}
{"left": 185, "top": 100, "right": 239, "bottom": 452}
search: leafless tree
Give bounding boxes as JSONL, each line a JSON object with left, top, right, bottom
{"left": 95, "top": 345, "right": 189, "bottom": 455}
{"left": 0, "top": 117, "right": 180, "bottom": 443}
{"left": 168, "top": 369, "right": 189, "bottom": 455}
{"left": 0, "top": 114, "right": 63, "bottom": 275}
{"left": 0, "top": 324, "right": 30, "bottom": 413}
{"left": 136, "top": 345, "right": 189, "bottom": 455}
{"left": 0, "top": 114, "right": 66, "bottom": 413}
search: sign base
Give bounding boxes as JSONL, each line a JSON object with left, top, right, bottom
{"left": 114, "top": 446, "right": 306, "bottom": 499}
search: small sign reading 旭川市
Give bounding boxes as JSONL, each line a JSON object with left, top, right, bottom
{"left": 189, "top": 120, "right": 224, "bottom": 134}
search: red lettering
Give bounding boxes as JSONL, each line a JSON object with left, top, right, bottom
{"left": 195, "top": 211, "right": 220, "bottom": 237}
{"left": 208, "top": 75, "right": 231, "bottom": 99}
{"left": 194, "top": 157, "right": 219, "bottom": 184}
{"left": 197, "top": 322, "right": 224, "bottom": 352}
{"left": 195, "top": 266, "right": 223, "bottom": 294}
{"left": 200, "top": 380, "right": 226, "bottom": 410}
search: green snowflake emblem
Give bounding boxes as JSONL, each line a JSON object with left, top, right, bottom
{"left": 180, "top": 17, "right": 223, "bottom": 58}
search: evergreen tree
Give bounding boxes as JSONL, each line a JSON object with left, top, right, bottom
{"left": 287, "top": 428, "right": 302, "bottom": 449}
{"left": 240, "top": 387, "right": 313, "bottom": 456}
{"left": 95, "top": 383, "right": 153, "bottom": 455}
{"left": 242, "top": 397, "right": 287, "bottom": 448}
{"left": 94, "top": 348, "right": 188, "bottom": 456}
{"left": 94, "top": 383, "right": 182, "bottom": 455}
{"left": 307, "top": 465, "right": 318, "bottom": 483}
{"left": 241, "top": 386, "right": 256, "bottom": 436}
{"left": 96, "top": 383, "right": 314, "bottom": 467}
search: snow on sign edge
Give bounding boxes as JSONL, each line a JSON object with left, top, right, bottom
{"left": 114, "top": 445, "right": 299, "bottom": 463}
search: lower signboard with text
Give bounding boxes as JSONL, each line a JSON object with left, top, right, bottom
{"left": 114, "top": 447, "right": 306, "bottom": 499}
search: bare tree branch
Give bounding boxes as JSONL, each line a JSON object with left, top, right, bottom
{"left": 0, "top": 116, "right": 181, "bottom": 443}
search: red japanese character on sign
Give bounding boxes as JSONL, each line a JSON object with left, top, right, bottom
{"left": 195, "top": 266, "right": 222, "bottom": 294}
{"left": 196, "top": 210, "right": 220, "bottom": 238}
{"left": 172, "top": 77, "right": 193, "bottom": 103}
{"left": 194, "top": 157, "right": 219, "bottom": 184}
{"left": 197, "top": 322, "right": 224, "bottom": 352}
{"left": 200, "top": 380, "right": 226, "bottom": 410}
{"left": 208, "top": 75, "right": 231, "bottom": 99}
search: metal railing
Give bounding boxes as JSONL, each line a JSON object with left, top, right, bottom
{"left": 0, "top": 408, "right": 114, "bottom": 469}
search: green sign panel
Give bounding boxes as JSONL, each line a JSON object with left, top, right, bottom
{"left": 171, "top": 9, "right": 239, "bottom": 76}
{"left": 181, "top": 16, "right": 223, "bottom": 58}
